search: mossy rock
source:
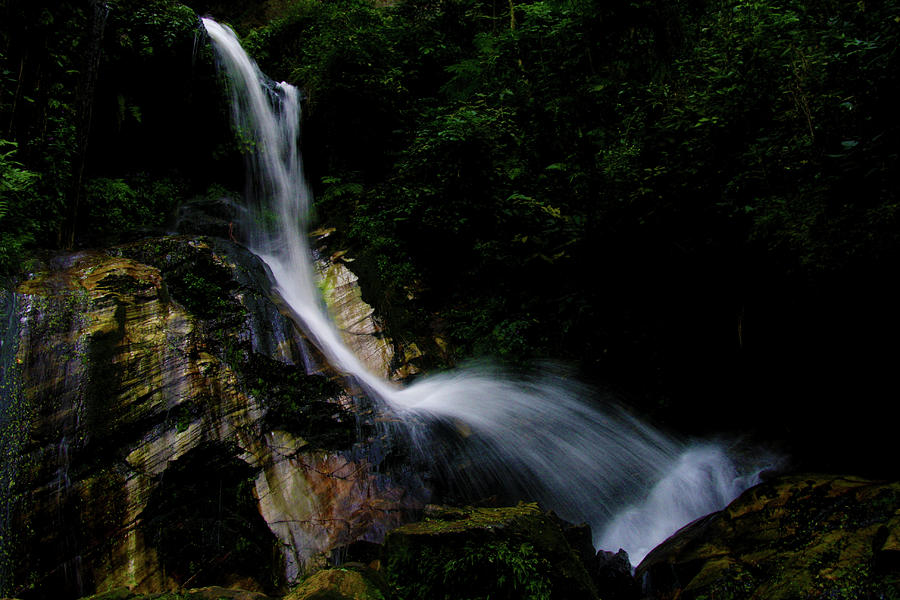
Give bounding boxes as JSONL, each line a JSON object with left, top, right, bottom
{"left": 285, "top": 566, "right": 390, "bottom": 600}
{"left": 382, "top": 502, "right": 598, "bottom": 600}
{"left": 116, "top": 236, "right": 243, "bottom": 323}
{"left": 78, "top": 586, "right": 274, "bottom": 599}
{"left": 636, "top": 474, "right": 900, "bottom": 600}
{"left": 3, "top": 238, "right": 352, "bottom": 596}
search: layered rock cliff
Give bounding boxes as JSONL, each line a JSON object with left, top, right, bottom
{"left": 0, "top": 236, "right": 428, "bottom": 598}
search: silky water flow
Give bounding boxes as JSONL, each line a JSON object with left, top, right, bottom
{"left": 202, "top": 18, "right": 772, "bottom": 567}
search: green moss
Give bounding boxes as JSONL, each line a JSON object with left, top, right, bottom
{"left": 243, "top": 352, "right": 356, "bottom": 451}
{"left": 78, "top": 586, "right": 278, "bottom": 599}
{"left": 81, "top": 587, "right": 141, "bottom": 600}
{"left": 167, "top": 402, "right": 198, "bottom": 434}
{"left": 386, "top": 537, "right": 550, "bottom": 600}
{"left": 117, "top": 237, "right": 243, "bottom": 322}
{"left": 119, "top": 236, "right": 360, "bottom": 451}
{"left": 0, "top": 286, "right": 35, "bottom": 596}
{"left": 24, "top": 284, "right": 91, "bottom": 342}
{"left": 641, "top": 476, "right": 900, "bottom": 600}
{"left": 384, "top": 503, "right": 596, "bottom": 600}
{"left": 690, "top": 560, "right": 757, "bottom": 600}
{"left": 95, "top": 272, "right": 155, "bottom": 296}
{"left": 396, "top": 503, "right": 544, "bottom": 536}
{"left": 78, "top": 468, "right": 130, "bottom": 586}
{"left": 176, "top": 271, "right": 231, "bottom": 319}
{"left": 289, "top": 566, "right": 389, "bottom": 600}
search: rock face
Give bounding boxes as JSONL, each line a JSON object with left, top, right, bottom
{"left": 382, "top": 502, "right": 600, "bottom": 600}
{"left": 0, "top": 236, "right": 428, "bottom": 599}
{"left": 636, "top": 474, "right": 900, "bottom": 599}
{"left": 315, "top": 253, "right": 399, "bottom": 382}
{"left": 55, "top": 587, "right": 274, "bottom": 600}
{"left": 8, "top": 236, "right": 900, "bottom": 600}
{"left": 312, "top": 230, "right": 423, "bottom": 382}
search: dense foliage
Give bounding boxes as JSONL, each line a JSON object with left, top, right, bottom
{"left": 233, "top": 0, "right": 900, "bottom": 465}
{"left": 0, "top": 0, "right": 232, "bottom": 267}
{"left": 388, "top": 539, "right": 552, "bottom": 600}
{"left": 2, "top": 0, "right": 899, "bottom": 470}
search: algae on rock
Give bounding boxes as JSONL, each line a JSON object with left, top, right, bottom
{"left": 285, "top": 565, "right": 390, "bottom": 600}
{"left": 0, "top": 236, "right": 428, "bottom": 599}
{"left": 382, "top": 502, "right": 599, "bottom": 600}
{"left": 637, "top": 474, "right": 900, "bottom": 600}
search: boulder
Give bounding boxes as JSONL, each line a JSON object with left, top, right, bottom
{"left": 594, "top": 549, "right": 639, "bottom": 600}
{"left": 382, "top": 502, "right": 599, "bottom": 599}
{"left": 636, "top": 474, "right": 900, "bottom": 599}
{"left": 285, "top": 565, "right": 390, "bottom": 600}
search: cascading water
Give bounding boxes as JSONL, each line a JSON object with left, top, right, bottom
{"left": 202, "top": 19, "right": 772, "bottom": 566}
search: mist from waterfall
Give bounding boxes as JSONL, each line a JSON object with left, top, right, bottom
{"left": 202, "top": 18, "right": 771, "bottom": 566}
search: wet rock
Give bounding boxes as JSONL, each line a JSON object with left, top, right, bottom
{"left": 531, "top": 511, "right": 639, "bottom": 600}
{"left": 311, "top": 230, "right": 426, "bottom": 382}
{"left": 314, "top": 252, "right": 419, "bottom": 384}
{"left": 79, "top": 586, "right": 274, "bottom": 600}
{"left": 382, "top": 502, "right": 599, "bottom": 599}
{"left": 636, "top": 474, "right": 900, "bottom": 600}
{"left": 0, "top": 236, "right": 427, "bottom": 598}
{"left": 555, "top": 516, "right": 595, "bottom": 569}
{"left": 315, "top": 254, "right": 395, "bottom": 381}
{"left": 285, "top": 565, "right": 390, "bottom": 600}
{"left": 594, "top": 549, "right": 639, "bottom": 600}
{"left": 253, "top": 432, "right": 426, "bottom": 583}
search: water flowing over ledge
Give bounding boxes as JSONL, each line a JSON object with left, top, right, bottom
{"left": 202, "top": 17, "right": 774, "bottom": 566}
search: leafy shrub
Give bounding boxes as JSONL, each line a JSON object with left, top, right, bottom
{"left": 84, "top": 174, "right": 185, "bottom": 242}
{"left": 388, "top": 539, "right": 551, "bottom": 600}
{"left": 0, "top": 140, "right": 40, "bottom": 274}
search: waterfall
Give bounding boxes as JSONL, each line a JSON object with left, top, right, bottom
{"left": 202, "top": 19, "right": 772, "bottom": 566}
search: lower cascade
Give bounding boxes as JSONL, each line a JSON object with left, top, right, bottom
{"left": 202, "top": 15, "right": 772, "bottom": 572}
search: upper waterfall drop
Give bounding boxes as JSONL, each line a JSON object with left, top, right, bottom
{"left": 202, "top": 18, "right": 771, "bottom": 566}
{"left": 202, "top": 18, "right": 396, "bottom": 391}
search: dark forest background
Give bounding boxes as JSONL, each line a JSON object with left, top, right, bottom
{"left": 2, "top": 0, "right": 899, "bottom": 475}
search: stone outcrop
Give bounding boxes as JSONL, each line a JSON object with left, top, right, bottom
{"left": 636, "top": 474, "right": 900, "bottom": 599}
{"left": 78, "top": 586, "right": 275, "bottom": 600}
{"left": 0, "top": 236, "right": 428, "bottom": 599}
{"left": 594, "top": 549, "right": 640, "bottom": 600}
{"left": 284, "top": 565, "right": 390, "bottom": 600}
{"left": 381, "top": 502, "right": 599, "bottom": 599}
{"left": 311, "top": 230, "right": 423, "bottom": 383}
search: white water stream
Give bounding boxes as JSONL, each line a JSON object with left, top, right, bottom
{"left": 203, "top": 19, "right": 770, "bottom": 566}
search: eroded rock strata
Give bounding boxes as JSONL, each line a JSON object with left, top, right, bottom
{"left": 0, "top": 236, "right": 427, "bottom": 598}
